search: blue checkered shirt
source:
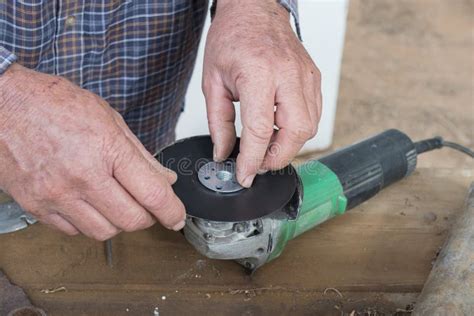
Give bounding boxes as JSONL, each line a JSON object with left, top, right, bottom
{"left": 0, "top": 0, "right": 299, "bottom": 153}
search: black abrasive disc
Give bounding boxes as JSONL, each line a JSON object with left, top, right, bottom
{"left": 157, "top": 136, "right": 298, "bottom": 222}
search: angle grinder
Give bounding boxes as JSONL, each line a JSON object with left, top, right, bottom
{"left": 158, "top": 129, "right": 473, "bottom": 272}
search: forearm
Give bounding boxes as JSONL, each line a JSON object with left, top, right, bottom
{"left": 0, "top": 46, "right": 21, "bottom": 124}
{"left": 0, "top": 64, "right": 27, "bottom": 131}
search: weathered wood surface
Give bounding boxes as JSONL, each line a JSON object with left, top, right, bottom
{"left": 413, "top": 183, "right": 474, "bottom": 315}
{"left": 0, "top": 168, "right": 472, "bottom": 315}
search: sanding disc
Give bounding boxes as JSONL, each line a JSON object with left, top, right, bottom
{"left": 157, "top": 136, "right": 298, "bottom": 222}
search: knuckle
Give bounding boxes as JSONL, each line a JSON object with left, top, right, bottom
{"left": 248, "top": 52, "right": 274, "bottom": 67}
{"left": 85, "top": 176, "right": 110, "bottom": 195}
{"left": 245, "top": 122, "right": 273, "bottom": 141}
{"left": 264, "top": 156, "right": 291, "bottom": 171}
{"left": 312, "top": 66, "right": 322, "bottom": 80}
{"left": 305, "top": 119, "right": 318, "bottom": 138}
{"left": 290, "top": 126, "right": 314, "bottom": 141}
{"left": 120, "top": 212, "right": 150, "bottom": 232}
{"left": 33, "top": 212, "right": 50, "bottom": 224}
{"left": 235, "top": 66, "right": 271, "bottom": 87}
{"left": 113, "top": 110, "right": 126, "bottom": 123}
{"left": 234, "top": 71, "right": 249, "bottom": 88}
{"left": 110, "top": 140, "right": 135, "bottom": 169}
{"left": 202, "top": 79, "right": 212, "bottom": 95}
{"left": 142, "top": 185, "right": 169, "bottom": 209}
{"left": 157, "top": 199, "right": 184, "bottom": 228}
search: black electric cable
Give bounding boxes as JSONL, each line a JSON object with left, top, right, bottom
{"left": 442, "top": 141, "right": 474, "bottom": 158}
{"left": 414, "top": 137, "right": 474, "bottom": 158}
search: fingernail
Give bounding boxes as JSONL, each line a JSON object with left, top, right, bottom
{"left": 241, "top": 174, "right": 256, "bottom": 188}
{"left": 213, "top": 146, "right": 223, "bottom": 162}
{"left": 257, "top": 169, "right": 268, "bottom": 175}
{"left": 172, "top": 220, "right": 186, "bottom": 231}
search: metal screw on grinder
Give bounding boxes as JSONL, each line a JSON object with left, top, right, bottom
{"left": 233, "top": 223, "right": 245, "bottom": 233}
{"left": 244, "top": 262, "right": 255, "bottom": 270}
{"left": 203, "top": 233, "right": 214, "bottom": 241}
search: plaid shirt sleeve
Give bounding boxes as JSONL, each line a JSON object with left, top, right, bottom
{"left": 0, "top": 46, "right": 16, "bottom": 75}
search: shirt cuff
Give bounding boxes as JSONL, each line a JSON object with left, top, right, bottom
{"left": 0, "top": 46, "right": 17, "bottom": 76}
{"left": 278, "top": 0, "right": 302, "bottom": 41}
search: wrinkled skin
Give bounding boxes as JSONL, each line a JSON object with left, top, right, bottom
{"left": 203, "top": 0, "right": 322, "bottom": 187}
{"left": 0, "top": 0, "right": 321, "bottom": 240}
{"left": 0, "top": 64, "right": 186, "bottom": 240}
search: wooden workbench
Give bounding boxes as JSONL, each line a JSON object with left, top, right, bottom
{"left": 0, "top": 168, "right": 472, "bottom": 315}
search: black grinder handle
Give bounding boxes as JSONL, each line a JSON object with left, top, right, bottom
{"left": 319, "top": 129, "right": 417, "bottom": 210}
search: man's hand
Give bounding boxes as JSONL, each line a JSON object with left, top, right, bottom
{"left": 0, "top": 64, "right": 186, "bottom": 240}
{"left": 203, "top": 0, "right": 322, "bottom": 187}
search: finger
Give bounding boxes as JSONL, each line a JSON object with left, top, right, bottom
{"left": 60, "top": 200, "right": 121, "bottom": 241}
{"left": 203, "top": 79, "right": 236, "bottom": 161}
{"left": 84, "top": 177, "right": 156, "bottom": 232}
{"left": 41, "top": 213, "right": 80, "bottom": 236}
{"left": 112, "top": 139, "right": 186, "bottom": 230}
{"left": 112, "top": 111, "right": 177, "bottom": 184}
{"left": 262, "top": 88, "right": 315, "bottom": 170}
{"left": 304, "top": 67, "right": 322, "bottom": 126}
{"left": 236, "top": 80, "right": 276, "bottom": 187}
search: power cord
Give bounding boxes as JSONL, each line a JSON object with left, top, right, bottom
{"left": 414, "top": 137, "right": 474, "bottom": 158}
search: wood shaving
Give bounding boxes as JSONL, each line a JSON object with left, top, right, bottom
{"left": 323, "top": 287, "right": 343, "bottom": 298}
{"left": 40, "top": 286, "right": 67, "bottom": 294}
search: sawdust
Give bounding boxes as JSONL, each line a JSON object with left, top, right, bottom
{"left": 174, "top": 259, "right": 222, "bottom": 283}
{"left": 227, "top": 286, "right": 286, "bottom": 299}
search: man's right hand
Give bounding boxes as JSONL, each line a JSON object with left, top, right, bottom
{"left": 0, "top": 64, "right": 186, "bottom": 240}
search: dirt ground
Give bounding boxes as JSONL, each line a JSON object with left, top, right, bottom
{"left": 0, "top": 0, "right": 473, "bottom": 315}
{"left": 318, "top": 0, "right": 473, "bottom": 171}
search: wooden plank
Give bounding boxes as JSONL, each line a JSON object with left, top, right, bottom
{"left": 0, "top": 168, "right": 472, "bottom": 315}
{"left": 30, "top": 291, "right": 420, "bottom": 316}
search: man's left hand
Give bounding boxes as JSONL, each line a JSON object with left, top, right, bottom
{"left": 203, "top": 0, "right": 322, "bottom": 188}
